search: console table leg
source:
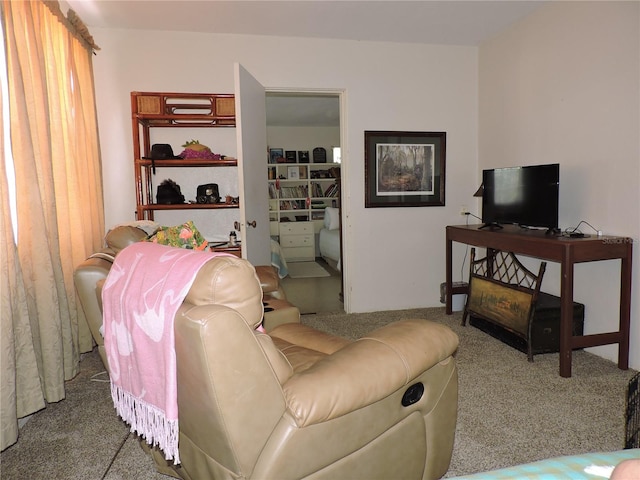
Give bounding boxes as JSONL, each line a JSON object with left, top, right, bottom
{"left": 560, "top": 249, "right": 574, "bottom": 378}
{"left": 618, "top": 244, "right": 632, "bottom": 370}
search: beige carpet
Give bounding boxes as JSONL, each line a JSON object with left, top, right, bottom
{"left": 1, "top": 307, "right": 636, "bottom": 479}
{"left": 286, "top": 261, "right": 331, "bottom": 278}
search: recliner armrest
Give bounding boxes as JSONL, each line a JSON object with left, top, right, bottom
{"left": 282, "top": 319, "right": 458, "bottom": 427}
{"left": 255, "top": 265, "right": 279, "bottom": 292}
{"left": 255, "top": 265, "right": 287, "bottom": 300}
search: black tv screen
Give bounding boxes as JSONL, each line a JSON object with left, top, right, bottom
{"left": 482, "top": 163, "right": 559, "bottom": 230}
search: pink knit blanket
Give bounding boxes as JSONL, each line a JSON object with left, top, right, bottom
{"left": 102, "top": 242, "right": 229, "bottom": 464}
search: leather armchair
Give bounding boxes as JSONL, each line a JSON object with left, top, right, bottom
{"left": 154, "top": 259, "right": 458, "bottom": 480}
{"left": 73, "top": 226, "right": 301, "bottom": 372}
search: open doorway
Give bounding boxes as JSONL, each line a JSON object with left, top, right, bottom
{"left": 265, "top": 91, "right": 344, "bottom": 314}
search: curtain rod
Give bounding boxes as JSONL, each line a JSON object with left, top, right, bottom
{"left": 42, "top": 0, "right": 100, "bottom": 54}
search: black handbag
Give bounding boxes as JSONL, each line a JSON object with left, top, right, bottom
{"left": 156, "top": 179, "right": 185, "bottom": 204}
{"left": 196, "top": 183, "right": 220, "bottom": 204}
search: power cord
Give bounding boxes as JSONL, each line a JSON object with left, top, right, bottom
{"left": 100, "top": 431, "right": 131, "bottom": 480}
{"left": 459, "top": 212, "right": 483, "bottom": 282}
{"left": 90, "top": 371, "right": 110, "bottom": 383}
{"left": 563, "top": 220, "right": 601, "bottom": 238}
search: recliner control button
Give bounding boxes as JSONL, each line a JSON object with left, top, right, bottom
{"left": 402, "top": 382, "right": 424, "bottom": 407}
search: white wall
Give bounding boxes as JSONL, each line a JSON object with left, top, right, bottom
{"left": 479, "top": 1, "right": 640, "bottom": 368}
{"left": 91, "top": 29, "right": 479, "bottom": 314}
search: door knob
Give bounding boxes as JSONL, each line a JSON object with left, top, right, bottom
{"left": 234, "top": 220, "right": 257, "bottom": 230}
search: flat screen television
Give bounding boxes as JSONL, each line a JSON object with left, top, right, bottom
{"left": 481, "top": 163, "right": 559, "bottom": 232}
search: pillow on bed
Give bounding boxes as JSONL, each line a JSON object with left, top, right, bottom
{"left": 324, "top": 207, "right": 340, "bottom": 230}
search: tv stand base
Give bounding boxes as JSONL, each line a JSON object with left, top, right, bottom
{"left": 479, "top": 222, "right": 503, "bottom": 230}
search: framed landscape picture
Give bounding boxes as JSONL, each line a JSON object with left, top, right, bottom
{"left": 364, "top": 131, "right": 446, "bottom": 208}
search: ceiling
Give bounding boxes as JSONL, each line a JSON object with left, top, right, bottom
{"left": 64, "top": 1, "right": 545, "bottom": 47}
{"left": 64, "top": 0, "right": 545, "bottom": 127}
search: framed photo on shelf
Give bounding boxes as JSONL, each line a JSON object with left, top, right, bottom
{"left": 298, "top": 150, "right": 310, "bottom": 163}
{"left": 364, "top": 131, "right": 446, "bottom": 208}
{"left": 287, "top": 166, "right": 299, "bottom": 180}
{"left": 285, "top": 151, "right": 297, "bottom": 163}
{"left": 269, "top": 148, "right": 284, "bottom": 164}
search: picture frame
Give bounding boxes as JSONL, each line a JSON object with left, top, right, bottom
{"left": 298, "top": 150, "right": 310, "bottom": 163}
{"left": 285, "top": 151, "right": 297, "bottom": 163}
{"left": 269, "top": 148, "right": 284, "bottom": 164}
{"left": 287, "top": 166, "right": 299, "bottom": 179}
{"left": 364, "top": 131, "right": 446, "bottom": 208}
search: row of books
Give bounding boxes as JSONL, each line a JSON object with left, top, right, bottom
{"left": 280, "top": 185, "right": 309, "bottom": 198}
{"left": 323, "top": 183, "right": 339, "bottom": 197}
{"left": 269, "top": 183, "right": 309, "bottom": 199}
{"left": 269, "top": 182, "right": 338, "bottom": 200}
{"left": 279, "top": 200, "right": 306, "bottom": 211}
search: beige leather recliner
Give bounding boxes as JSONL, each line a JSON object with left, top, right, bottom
{"left": 151, "top": 255, "right": 459, "bottom": 480}
{"left": 73, "top": 225, "right": 301, "bottom": 371}
{"left": 75, "top": 228, "right": 459, "bottom": 480}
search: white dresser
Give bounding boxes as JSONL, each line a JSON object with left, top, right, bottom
{"left": 279, "top": 221, "right": 315, "bottom": 261}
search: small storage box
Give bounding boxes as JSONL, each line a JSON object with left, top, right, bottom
{"left": 470, "top": 292, "right": 585, "bottom": 355}
{"left": 439, "top": 282, "right": 468, "bottom": 312}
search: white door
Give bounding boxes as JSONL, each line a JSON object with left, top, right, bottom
{"left": 234, "top": 64, "right": 271, "bottom": 265}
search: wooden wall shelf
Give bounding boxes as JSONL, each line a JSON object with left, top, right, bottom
{"left": 132, "top": 91, "right": 237, "bottom": 221}
{"left": 136, "top": 158, "right": 237, "bottom": 168}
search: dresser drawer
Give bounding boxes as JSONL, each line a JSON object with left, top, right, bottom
{"left": 280, "top": 234, "right": 313, "bottom": 248}
{"left": 279, "top": 221, "right": 313, "bottom": 236}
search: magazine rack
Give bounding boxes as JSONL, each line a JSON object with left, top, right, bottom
{"left": 462, "top": 248, "right": 546, "bottom": 362}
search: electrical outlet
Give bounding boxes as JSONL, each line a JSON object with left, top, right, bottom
{"left": 459, "top": 205, "right": 469, "bottom": 216}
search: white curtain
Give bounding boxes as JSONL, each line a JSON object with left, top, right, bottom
{"left": 1, "top": 0, "right": 104, "bottom": 450}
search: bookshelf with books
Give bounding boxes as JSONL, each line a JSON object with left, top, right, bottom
{"left": 268, "top": 162, "right": 340, "bottom": 236}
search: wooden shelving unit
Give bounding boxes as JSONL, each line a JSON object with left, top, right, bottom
{"left": 267, "top": 162, "right": 340, "bottom": 235}
{"left": 131, "top": 91, "right": 238, "bottom": 221}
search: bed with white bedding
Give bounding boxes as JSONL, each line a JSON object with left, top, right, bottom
{"left": 318, "top": 207, "right": 341, "bottom": 270}
{"left": 270, "top": 238, "right": 288, "bottom": 278}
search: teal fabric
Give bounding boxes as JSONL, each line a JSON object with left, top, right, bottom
{"left": 449, "top": 449, "right": 640, "bottom": 479}
{"left": 270, "top": 238, "right": 288, "bottom": 278}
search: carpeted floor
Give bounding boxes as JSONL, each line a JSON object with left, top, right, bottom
{"left": 1, "top": 307, "right": 636, "bottom": 479}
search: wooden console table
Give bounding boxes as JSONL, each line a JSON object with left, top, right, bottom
{"left": 446, "top": 224, "right": 633, "bottom": 378}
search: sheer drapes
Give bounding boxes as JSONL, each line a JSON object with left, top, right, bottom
{"left": 1, "top": 0, "right": 105, "bottom": 450}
